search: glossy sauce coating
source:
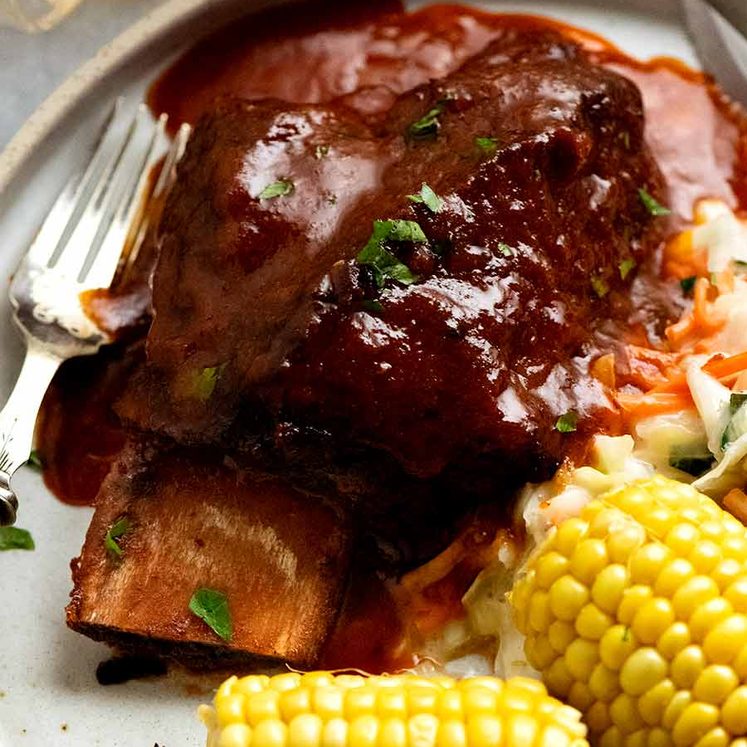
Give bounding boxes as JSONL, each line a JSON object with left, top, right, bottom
{"left": 39, "top": 0, "right": 747, "bottom": 674}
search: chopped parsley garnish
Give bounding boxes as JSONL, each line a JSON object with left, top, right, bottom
{"left": 315, "top": 145, "right": 330, "bottom": 160}
{"left": 356, "top": 220, "right": 424, "bottom": 289}
{"left": 27, "top": 450, "right": 43, "bottom": 472}
{"left": 619, "top": 258, "right": 636, "bottom": 280}
{"left": 104, "top": 517, "right": 131, "bottom": 559}
{"left": 189, "top": 588, "right": 232, "bottom": 642}
{"left": 0, "top": 526, "right": 34, "bottom": 551}
{"left": 361, "top": 299, "right": 384, "bottom": 314}
{"left": 258, "top": 180, "right": 294, "bottom": 200}
{"left": 591, "top": 276, "right": 610, "bottom": 298}
{"left": 193, "top": 365, "right": 225, "bottom": 402}
{"left": 680, "top": 276, "right": 697, "bottom": 295}
{"left": 555, "top": 412, "right": 578, "bottom": 433}
{"left": 407, "top": 183, "right": 443, "bottom": 213}
{"left": 638, "top": 188, "right": 671, "bottom": 217}
{"left": 475, "top": 136, "right": 498, "bottom": 155}
{"left": 407, "top": 103, "right": 445, "bottom": 140}
{"left": 498, "top": 243, "right": 514, "bottom": 257}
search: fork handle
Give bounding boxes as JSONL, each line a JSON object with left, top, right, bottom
{"left": 0, "top": 344, "right": 62, "bottom": 525}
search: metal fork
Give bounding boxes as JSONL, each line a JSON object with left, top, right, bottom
{"left": 0, "top": 101, "right": 190, "bottom": 526}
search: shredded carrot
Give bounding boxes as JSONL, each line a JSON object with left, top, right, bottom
{"left": 723, "top": 489, "right": 747, "bottom": 526}
{"left": 616, "top": 390, "right": 694, "bottom": 418}
{"left": 591, "top": 353, "right": 616, "bottom": 388}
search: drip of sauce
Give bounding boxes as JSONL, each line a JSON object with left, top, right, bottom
{"left": 35, "top": 0, "right": 747, "bottom": 673}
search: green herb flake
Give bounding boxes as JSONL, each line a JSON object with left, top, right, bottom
{"left": 591, "top": 276, "right": 610, "bottom": 298}
{"left": 619, "top": 258, "right": 636, "bottom": 280}
{"left": 189, "top": 588, "right": 232, "bottom": 642}
{"left": 475, "top": 136, "right": 498, "bottom": 156}
{"left": 361, "top": 299, "right": 384, "bottom": 314}
{"left": 407, "top": 183, "right": 443, "bottom": 213}
{"left": 0, "top": 527, "right": 34, "bottom": 551}
{"left": 356, "top": 219, "right": 424, "bottom": 289}
{"left": 407, "top": 104, "right": 445, "bottom": 141}
{"left": 315, "top": 145, "right": 330, "bottom": 160}
{"left": 555, "top": 411, "right": 579, "bottom": 433}
{"left": 638, "top": 188, "right": 672, "bottom": 217}
{"left": 498, "top": 243, "right": 514, "bottom": 257}
{"left": 730, "top": 392, "right": 747, "bottom": 415}
{"left": 193, "top": 364, "right": 226, "bottom": 402}
{"left": 104, "top": 517, "right": 131, "bottom": 559}
{"left": 27, "top": 450, "right": 43, "bottom": 472}
{"left": 258, "top": 180, "right": 294, "bottom": 200}
{"left": 680, "top": 276, "right": 697, "bottom": 295}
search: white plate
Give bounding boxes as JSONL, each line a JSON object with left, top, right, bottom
{"left": 0, "top": 1, "right": 698, "bottom": 745}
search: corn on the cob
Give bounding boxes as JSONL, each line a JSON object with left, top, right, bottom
{"left": 512, "top": 476, "right": 747, "bottom": 747}
{"left": 199, "top": 671, "right": 588, "bottom": 747}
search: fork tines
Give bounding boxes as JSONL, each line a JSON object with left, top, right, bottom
{"left": 25, "top": 100, "right": 180, "bottom": 291}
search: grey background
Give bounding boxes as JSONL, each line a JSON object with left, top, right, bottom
{"left": 0, "top": 0, "right": 166, "bottom": 148}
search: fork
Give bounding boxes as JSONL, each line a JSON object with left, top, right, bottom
{"left": 0, "top": 101, "right": 190, "bottom": 526}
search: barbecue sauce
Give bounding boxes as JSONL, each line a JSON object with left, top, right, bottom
{"left": 35, "top": 0, "right": 747, "bottom": 674}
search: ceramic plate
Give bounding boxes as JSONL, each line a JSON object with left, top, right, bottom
{"left": 0, "top": 1, "right": 698, "bottom": 744}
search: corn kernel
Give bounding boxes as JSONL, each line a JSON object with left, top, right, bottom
{"left": 689, "top": 598, "right": 733, "bottom": 642}
{"left": 321, "top": 719, "right": 348, "bottom": 747}
{"left": 377, "top": 690, "right": 407, "bottom": 720}
{"left": 689, "top": 541, "right": 722, "bottom": 575}
{"left": 662, "top": 691, "right": 692, "bottom": 731}
{"left": 592, "top": 565, "right": 629, "bottom": 614}
{"left": 253, "top": 720, "right": 288, "bottom": 747}
{"left": 313, "top": 688, "right": 344, "bottom": 720}
{"left": 555, "top": 519, "right": 589, "bottom": 558}
{"left": 671, "top": 577, "right": 719, "bottom": 621}
{"left": 288, "top": 714, "right": 323, "bottom": 747}
{"left": 466, "top": 715, "right": 502, "bottom": 747}
{"left": 721, "top": 686, "right": 747, "bottom": 734}
{"left": 505, "top": 713, "right": 539, "bottom": 747}
{"left": 637, "top": 679, "right": 676, "bottom": 726}
{"left": 217, "top": 694, "right": 246, "bottom": 726}
{"left": 549, "top": 620, "right": 577, "bottom": 653}
{"left": 529, "top": 591, "right": 554, "bottom": 632}
{"left": 342, "top": 716, "right": 376, "bottom": 747}
{"left": 671, "top": 646, "right": 706, "bottom": 689}
{"left": 610, "top": 693, "right": 644, "bottom": 734}
{"left": 600, "top": 625, "right": 637, "bottom": 671}
{"left": 218, "top": 723, "right": 252, "bottom": 747}
{"left": 630, "top": 544, "right": 671, "bottom": 586}
{"left": 247, "top": 690, "right": 281, "bottom": 726}
{"left": 576, "top": 604, "right": 614, "bottom": 641}
{"left": 436, "top": 721, "right": 465, "bottom": 747}
{"left": 654, "top": 560, "right": 694, "bottom": 598}
{"left": 693, "top": 727, "right": 729, "bottom": 747}
{"left": 619, "top": 587, "right": 654, "bottom": 626}
{"left": 702, "top": 613, "right": 747, "bottom": 663}
{"left": 280, "top": 689, "right": 312, "bottom": 722}
{"left": 620, "top": 648, "right": 667, "bottom": 696}
{"left": 571, "top": 539, "right": 609, "bottom": 586}
{"left": 550, "top": 576, "right": 590, "bottom": 621}
{"left": 671, "top": 702, "right": 719, "bottom": 747}
{"left": 536, "top": 552, "right": 572, "bottom": 590}
{"left": 271, "top": 674, "right": 303, "bottom": 692}
{"left": 436, "top": 690, "right": 463, "bottom": 721}
{"left": 607, "top": 524, "right": 646, "bottom": 565}
{"left": 632, "top": 599, "right": 675, "bottom": 645}
{"left": 345, "top": 689, "right": 377, "bottom": 720}
{"left": 564, "top": 639, "right": 600, "bottom": 681}
{"left": 589, "top": 662, "right": 620, "bottom": 703}
{"left": 656, "top": 622, "right": 691, "bottom": 660}
{"left": 692, "top": 665, "right": 738, "bottom": 705}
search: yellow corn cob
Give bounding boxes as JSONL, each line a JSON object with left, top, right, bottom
{"left": 199, "top": 671, "right": 588, "bottom": 747}
{"left": 512, "top": 476, "right": 747, "bottom": 747}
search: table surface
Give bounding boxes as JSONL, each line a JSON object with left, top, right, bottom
{"left": 0, "top": 0, "right": 167, "bottom": 149}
